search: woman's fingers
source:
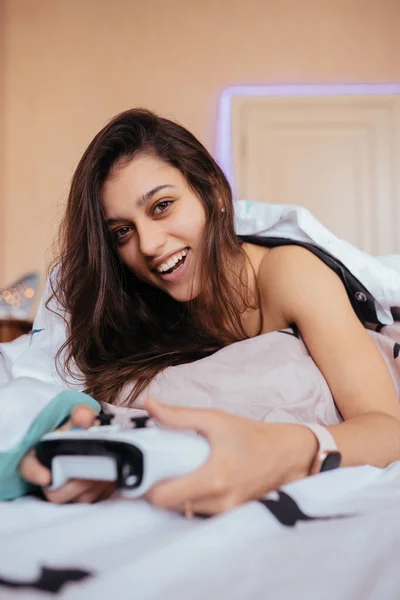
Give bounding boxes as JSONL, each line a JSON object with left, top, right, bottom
{"left": 19, "top": 451, "right": 116, "bottom": 503}
{"left": 149, "top": 484, "right": 231, "bottom": 515}
{"left": 70, "top": 404, "right": 99, "bottom": 428}
{"left": 71, "top": 482, "right": 116, "bottom": 504}
{"left": 19, "top": 404, "right": 100, "bottom": 487}
{"left": 96, "top": 483, "right": 117, "bottom": 502}
{"left": 19, "top": 405, "right": 111, "bottom": 505}
{"left": 186, "top": 493, "right": 241, "bottom": 517}
{"left": 146, "top": 461, "right": 217, "bottom": 510}
{"left": 18, "top": 450, "right": 51, "bottom": 487}
{"left": 145, "top": 396, "right": 219, "bottom": 437}
{"left": 43, "top": 479, "right": 114, "bottom": 504}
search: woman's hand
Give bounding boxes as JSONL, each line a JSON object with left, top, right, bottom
{"left": 145, "top": 396, "right": 318, "bottom": 516}
{"left": 19, "top": 405, "right": 116, "bottom": 504}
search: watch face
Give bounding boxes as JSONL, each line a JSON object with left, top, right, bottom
{"left": 321, "top": 452, "right": 342, "bottom": 472}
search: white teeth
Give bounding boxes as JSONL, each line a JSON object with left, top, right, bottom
{"left": 168, "top": 257, "right": 178, "bottom": 268}
{"left": 156, "top": 249, "right": 188, "bottom": 273}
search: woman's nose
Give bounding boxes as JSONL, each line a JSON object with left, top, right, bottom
{"left": 136, "top": 220, "right": 166, "bottom": 257}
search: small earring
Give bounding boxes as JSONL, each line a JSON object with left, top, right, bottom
{"left": 221, "top": 207, "right": 226, "bottom": 213}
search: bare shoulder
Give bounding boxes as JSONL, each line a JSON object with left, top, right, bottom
{"left": 256, "top": 245, "right": 400, "bottom": 424}
{"left": 257, "top": 244, "right": 347, "bottom": 322}
{"left": 257, "top": 244, "right": 340, "bottom": 289}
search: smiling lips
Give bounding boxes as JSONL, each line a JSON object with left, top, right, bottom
{"left": 155, "top": 249, "right": 188, "bottom": 274}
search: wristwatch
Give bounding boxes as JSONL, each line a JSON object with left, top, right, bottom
{"left": 303, "top": 423, "right": 342, "bottom": 475}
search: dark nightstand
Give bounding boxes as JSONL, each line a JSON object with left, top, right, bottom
{"left": 0, "top": 319, "right": 33, "bottom": 343}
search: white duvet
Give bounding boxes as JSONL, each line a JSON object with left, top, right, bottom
{"left": 1, "top": 463, "right": 400, "bottom": 599}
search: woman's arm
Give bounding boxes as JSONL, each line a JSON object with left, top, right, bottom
{"left": 258, "top": 245, "right": 400, "bottom": 470}
{"left": 326, "top": 413, "right": 400, "bottom": 468}
{"left": 145, "top": 247, "right": 400, "bottom": 516}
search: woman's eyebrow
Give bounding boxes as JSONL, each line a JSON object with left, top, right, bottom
{"left": 106, "top": 184, "right": 177, "bottom": 225}
{"left": 137, "top": 184, "right": 176, "bottom": 207}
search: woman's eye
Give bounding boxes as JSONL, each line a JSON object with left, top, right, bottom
{"left": 114, "top": 227, "right": 132, "bottom": 241}
{"left": 153, "top": 200, "right": 172, "bottom": 215}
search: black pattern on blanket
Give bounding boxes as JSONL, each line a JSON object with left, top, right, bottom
{"left": 2, "top": 462, "right": 400, "bottom": 599}
{"left": 2, "top": 328, "right": 400, "bottom": 599}
{"left": 102, "top": 324, "right": 400, "bottom": 426}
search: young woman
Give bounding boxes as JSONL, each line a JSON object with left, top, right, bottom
{"left": 19, "top": 109, "right": 400, "bottom": 516}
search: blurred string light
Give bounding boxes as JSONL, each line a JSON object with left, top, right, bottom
{"left": 215, "top": 83, "right": 400, "bottom": 194}
{"left": 0, "top": 273, "right": 40, "bottom": 320}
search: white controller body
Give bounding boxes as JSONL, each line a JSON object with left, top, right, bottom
{"left": 36, "top": 424, "right": 211, "bottom": 498}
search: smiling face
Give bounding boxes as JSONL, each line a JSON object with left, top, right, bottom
{"left": 102, "top": 153, "right": 208, "bottom": 302}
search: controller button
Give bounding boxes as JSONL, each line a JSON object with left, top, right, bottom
{"left": 130, "top": 416, "right": 150, "bottom": 429}
{"left": 122, "top": 463, "right": 139, "bottom": 488}
{"left": 125, "top": 474, "right": 138, "bottom": 486}
{"left": 96, "top": 413, "right": 114, "bottom": 426}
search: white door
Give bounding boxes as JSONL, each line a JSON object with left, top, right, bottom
{"left": 230, "top": 94, "right": 400, "bottom": 254}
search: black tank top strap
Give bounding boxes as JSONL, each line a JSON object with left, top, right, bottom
{"left": 239, "top": 235, "right": 379, "bottom": 325}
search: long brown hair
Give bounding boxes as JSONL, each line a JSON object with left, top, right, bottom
{"left": 48, "top": 108, "right": 259, "bottom": 405}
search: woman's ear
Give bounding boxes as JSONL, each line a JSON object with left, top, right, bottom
{"left": 216, "top": 196, "right": 225, "bottom": 212}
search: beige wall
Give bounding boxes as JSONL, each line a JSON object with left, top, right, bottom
{"left": 0, "top": 0, "right": 6, "bottom": 281}
{"left": 1, "top": 0, "right": 400, "bottom": 288}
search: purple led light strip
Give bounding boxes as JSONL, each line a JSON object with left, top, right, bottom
{"left": 215, "top": 84, "right": 400, "bottom": 192}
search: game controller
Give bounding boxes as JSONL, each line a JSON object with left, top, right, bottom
{"left": 35, "top": 415, "right": 211, "bottom": 498}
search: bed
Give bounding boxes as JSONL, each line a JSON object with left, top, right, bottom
{"left": 1, "top": 462, "right": 400, "bottom": 599}
{"left": 1, "top": 322, "right": 400, "bottom": 598}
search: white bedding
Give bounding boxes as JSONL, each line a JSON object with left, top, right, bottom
{"left": 1, "top": 462, "right": 400, "bottom": 599}
{"left": 1, "top": 322, "right": 400, "bottom": 597}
